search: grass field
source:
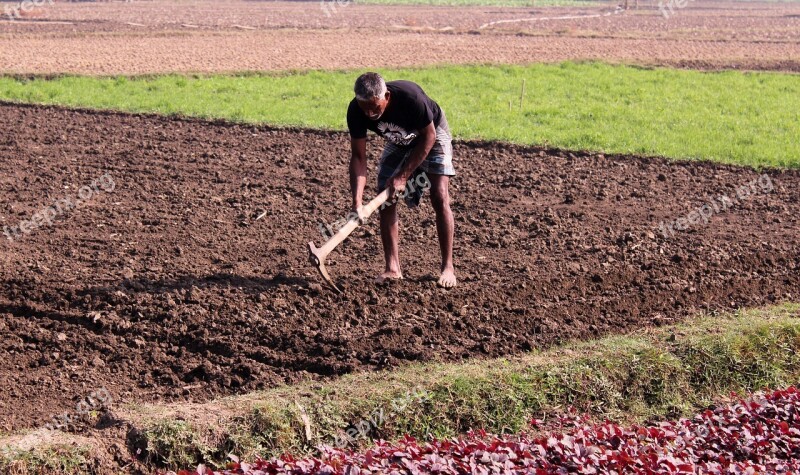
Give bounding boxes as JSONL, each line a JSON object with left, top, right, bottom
{"left": 2, "top": 63, "right": 797, "bottom": 168}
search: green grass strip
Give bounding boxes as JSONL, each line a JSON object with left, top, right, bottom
{"left": 1, "top": 62, "right": 799, "bottom": 167}
{"left": 0, "top": 443, "right": 90, "bottom": 475}
{"left": 125, "top": 303, "right": 800, "bottom": 470}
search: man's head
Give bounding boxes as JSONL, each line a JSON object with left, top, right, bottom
{"left": 354, "top": 72, "right": 390, "bottom": 121}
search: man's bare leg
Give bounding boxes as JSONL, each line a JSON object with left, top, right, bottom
{"left": 376, "top": 200, "right": 403, "bottom": 283}
{"left": 430, "top": 174, "right": 456, "bottom": 288}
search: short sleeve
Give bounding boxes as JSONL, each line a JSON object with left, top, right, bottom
{"left": 347, "top": 100, "right": 368, "bottom": 139}
{"left": 409, "top": 95, "right": 435, "bottom": 132}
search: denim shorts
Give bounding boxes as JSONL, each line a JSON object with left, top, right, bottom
{"left": 377, "top": 113, "right": 455, "bottom": 195}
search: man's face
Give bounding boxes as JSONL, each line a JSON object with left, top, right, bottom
{"left": 357, "top": 91, "right": 390, "bottom": 121}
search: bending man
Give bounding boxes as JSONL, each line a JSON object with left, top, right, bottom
{"left": 347, "top": 72, "right": 457, "bottom": 288}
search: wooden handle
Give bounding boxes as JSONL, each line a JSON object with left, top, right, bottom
{"left": 315, "top": 189, "right": 391, "bottom": 260}
{"left": 361, "top": 188, "right": 391, "bottom": 217}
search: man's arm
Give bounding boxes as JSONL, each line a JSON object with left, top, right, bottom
{"left": 387, "top": 121, "right": 436, "bottom": 196}
{"left": 350, "top": 137, "right": 368, "bottom": 212}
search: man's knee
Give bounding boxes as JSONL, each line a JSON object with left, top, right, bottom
{"left": 379, "top": 201, "right": 398, "bottom": 222}
{"left": 428, "top": 176, "right": 450, "bottom": 208}
{"left": 430, "top": 188, "right": 450, "bottom": 211}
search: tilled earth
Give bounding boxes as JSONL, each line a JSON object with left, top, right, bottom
{"left": 0, "top": 102, "right": 799, "bottom": 431}
{"left": 1, "top": 0, "right": 799, "bottom": 75}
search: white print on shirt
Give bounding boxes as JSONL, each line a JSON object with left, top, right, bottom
{"left": 377, "top": 122, "right": 418, "bottom": 146}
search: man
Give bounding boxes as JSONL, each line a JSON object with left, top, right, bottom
{"left": 347, "top": 72, "right": 457, "bottom": 288}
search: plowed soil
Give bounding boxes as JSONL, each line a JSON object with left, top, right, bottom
{"left": 1, "top": 102, "right": 799, "bottom": 431}
{"left": 1, "top": 0, "right": 799, "bottom": 75}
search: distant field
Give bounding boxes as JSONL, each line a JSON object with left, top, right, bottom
{"left": 354, "top": 0, "right": 598, "bottom": 6}
{"left": 1, "top": 62, "right": 798, "bottom": 167}
{"left": 356, "top": 0, "right": 795, "bottom": 4}
{"left": 3, "top": 0, "right": 799, "bottom": 77}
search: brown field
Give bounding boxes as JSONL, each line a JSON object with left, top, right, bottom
{"left": 1, "top": 102, "right": 798, "bottom": 431}
{"left": 1, "top": 0, "right": 799, "bottom": 75}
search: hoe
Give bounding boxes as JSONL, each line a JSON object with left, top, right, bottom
{"left": 308, "top": 189, "right": 390, "bottom": 293}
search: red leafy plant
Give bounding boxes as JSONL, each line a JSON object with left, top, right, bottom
{"left": 174, "top": 386, "right": 800, "bottom": 474}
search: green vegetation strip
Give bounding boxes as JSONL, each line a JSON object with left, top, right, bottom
{"left": 0, "top": 434, "right": 92, "bottom": 475}
{"left": 1, "top": 62, "right": 799, "bottom": 168}
{"left": 123, "top": 304, "right": 800, "bottom": 470}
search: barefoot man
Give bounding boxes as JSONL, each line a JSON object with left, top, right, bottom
{"left": 347, "top": 72, "right": 457, "bottom": 288}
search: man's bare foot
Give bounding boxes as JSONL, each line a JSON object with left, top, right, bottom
{"left": 374, "top": 270, "right": 403, "bottom": 284}
{"left": 437, "top": 267, "right": 457, "bottom": 288}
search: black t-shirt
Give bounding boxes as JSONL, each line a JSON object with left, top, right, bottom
{"left": 347, "top": 80, "right": 443, "bottom": 147}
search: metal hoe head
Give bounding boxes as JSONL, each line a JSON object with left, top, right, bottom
{"left": 308, "top": 241, "right": 342, "bottom": 293}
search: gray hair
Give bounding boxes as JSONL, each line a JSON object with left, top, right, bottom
{"left": 354, "top": 72, "right": 387, "bottom": 101}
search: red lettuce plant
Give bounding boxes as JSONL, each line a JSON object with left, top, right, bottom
{"left": 176, "top": 386, "right": 800, "bottom": 474}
